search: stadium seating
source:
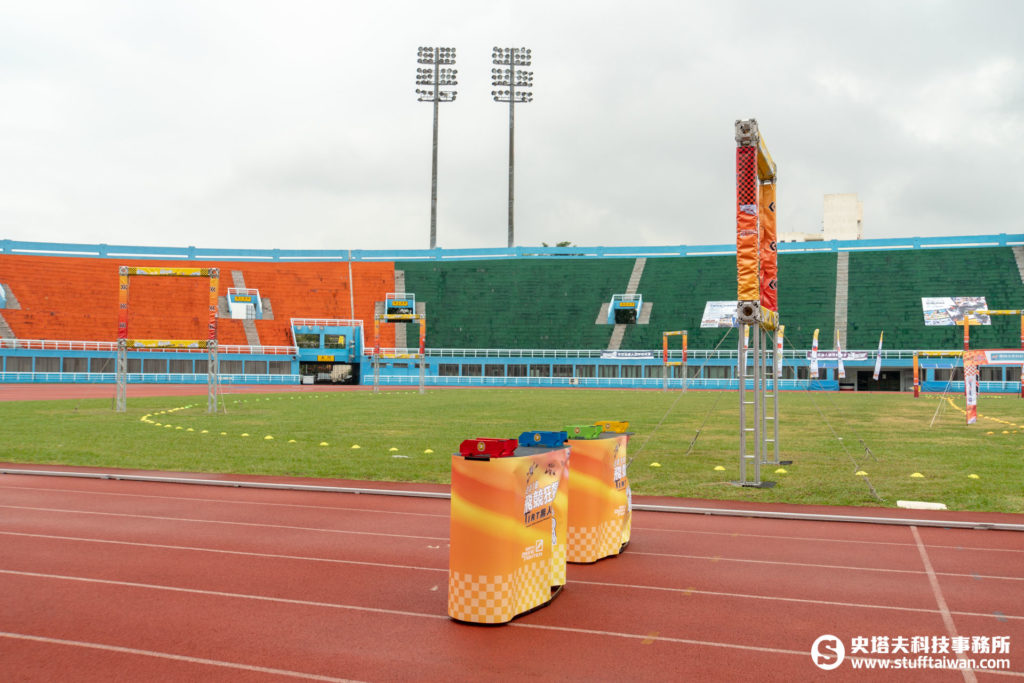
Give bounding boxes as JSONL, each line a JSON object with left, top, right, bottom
{"left": 0, "top": 255, "right": 395, "bottom": 348}
{"left": 847, "top": 247, "right": 1024, "bottom": 350}
{"left": 399, "top": 259, "right": 634, "bottom": 349}
{"left": 3, "top": 245, "right": 1021, "bottom": 353}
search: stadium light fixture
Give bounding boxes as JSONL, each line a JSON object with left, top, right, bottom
{"left": 491, "top": 46, "right": 534, "bottom": 248}
{"left": 416, "top": 46, "right": 458, "bottom": 249}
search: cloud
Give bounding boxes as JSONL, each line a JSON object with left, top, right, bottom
{"left": 0, "top": 1, "right": 1022, "bottom": 249}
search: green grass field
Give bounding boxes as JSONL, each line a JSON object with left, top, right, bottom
{"left": 1, "top": 388, "right": 1022, "bottom": 513}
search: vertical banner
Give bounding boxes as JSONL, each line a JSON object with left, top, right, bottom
{"left": 373, "top": 317, "right": 380, "bottom": 356}
{"left": 736, "top": 145, "right": 759, "bottom": 302}
{"left": 872, "top": 331, "right": 884, "bottom": 381}
{"left": 810, "top": 329, "right": 819, "bottom": 378}
{"left": 662, "top": 335, "right": 668, "bottom": 365}
{"left": 744, "top": 324, "right": 751, "bottom": 349}
{"left": 964, "top": 351, "right": 981, "bottom": 425}
{"left": 836, "top": 334, "right": 846, "bottom": 380}
{"left": 208, "top": 270, "right": 219, "bottom": 342}
{"left": 913, "top": 353, "right": 920, "bottom": 398}
{"left": 566, "top": 434, "right": 631, "bottom": 564}
{"left": 775, "top": 324, "right": 784, "bottom": 377}
{"left": 963, "top": 321, "right": 971, "bottom": 354}
{"left": 758, "top": 181, "right": 778, "bottom": 315}
{"left": 117, "top": 269, "right": 129, "bottom": 340}
{"left": 449, "top": 448, "right": 569, "bottom": 623}
{"left": 418, "top": 318, "right": 426, "bottom": 356}
{"left": 682, "top": 331, "right": 688, "bottom": 363}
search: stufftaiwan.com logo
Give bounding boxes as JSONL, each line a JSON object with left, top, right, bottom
{"left": 812, "top": 634, "right": 846, "bottom": 670}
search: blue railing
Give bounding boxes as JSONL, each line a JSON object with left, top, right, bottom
{"left": 2, "top": 233, "right": 1021, "bottom": 262}
{"left": 0, "top": 373, "right": 300, "bottom": 385}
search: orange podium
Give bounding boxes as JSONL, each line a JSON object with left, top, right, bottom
{"left": 448, "top": 438, "right": 569, "bottom": 624}
{"left": 565, "top": 423, "right": 632, "bottom": 563}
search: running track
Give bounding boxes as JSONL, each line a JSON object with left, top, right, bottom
{"left": 1, "top": 466, "right": 1021, "bottom": 681}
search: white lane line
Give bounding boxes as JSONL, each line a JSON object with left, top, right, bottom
{"left": 572, "top": 579, "right": 1023, "bottom": 621}
{"left": 7, "top": 530, "right": 1021, "bottom": 621}
{"left": 515, "top": 621, "right": 810, "bottom": 657}
{"left": 0, "top": 568, "right": 829, "bottom": 661}
{"left": 912, "top": 526, "right": 978, "bottom": 683}
{"left": 0, "top": 505, "right": 447, "bottom": 542}
{"left": 0, "top": 530, "right": 448, "bottom": 573}
{"left": 0, "top": 484, "right": 448, "bottom": 519}
{"left": 634, "top": 525, "right": 1024, "bottom": 554}
{"left": 630, "top": 550, "right": 1024, "bottom": 582}
{"left": 0, "top": 631, "right": 361, "bottom": 682}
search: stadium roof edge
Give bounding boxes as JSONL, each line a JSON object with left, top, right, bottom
{"left": 1, "top": 234, "right": 1021, "bottom": 262}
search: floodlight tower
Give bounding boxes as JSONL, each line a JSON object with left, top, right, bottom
{"left": 416, "top": 46, "right": 458, "bottom": 250}
{"left": 491, "top": 46, "right": 534, "bottom": 248}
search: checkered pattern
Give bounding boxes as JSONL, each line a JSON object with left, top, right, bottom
{"left": 736, "top": 146, "right": 757, "bottom": 205}
{"left": 448, "top": 558, "right": 558, "bottom": 624}
{"left": 568, "top": 519, "right": 628, "bottom": 563}
{"left": 551, "top": 541, "right": 567, "bottom": 585}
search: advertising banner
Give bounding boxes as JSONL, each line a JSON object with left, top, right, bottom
{"left": 700, "top": 301, "right": 738, "bottom": 328}
{"left": 922, "top": 297, "right": 990, "bottom": 326}
{"left": 449, "top": 447, "right": 568, "bottom": 623}
{"left": 759, "top": 182, "right": 778, "bottom": 314}
{"left": 836, "top": 336, "right": 846, "bottom": 379}
{"left": 736, "top": 145, "right": 759, "bottom": 301}
{"left": 566, "top": 434, "right": 631, "bottom": 563}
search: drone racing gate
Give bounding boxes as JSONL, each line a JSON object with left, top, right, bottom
{"left": 116, "top": 266, "right": 220, "bottom": 413}
{"left": 372, "top": 308, "right": 426, "bottom": 394}
{"left": 913, "top": 308, "right": 1024, "bottom": 424}
{"left": 734, "top": 119, "right": 785, "bottom": 487}
{"left": 661, "top": 330, "right": 687, "bottom": 392}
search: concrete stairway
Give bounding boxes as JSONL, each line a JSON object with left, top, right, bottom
{"left": 833, "top": 251, "right": 849, "bottom": 348}
{"left": 231, "top": 270, "right": 261, "bottom": 347}
{"left": 0, "top": 312, "right": 14, "bottom": 339}
{"left": 1013, "top": 246, "right": 1024, "bottom": 285}
{"left": 394, "top": 270, "right": 407, "bottom": 349}
{"left": 607, "top": 257, "right": 649, "bottom": 351}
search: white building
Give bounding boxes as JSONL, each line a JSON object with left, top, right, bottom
{"left": 780, "top": 193, "right": 863, "bottom": 242}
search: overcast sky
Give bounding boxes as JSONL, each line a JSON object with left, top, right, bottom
{"left": 1, "top": 1, "right": 1021, "bottom": 252}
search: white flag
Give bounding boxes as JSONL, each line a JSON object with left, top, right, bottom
{"left": 836, "top": 334, "right": 846, "bottom": 380}
{"left": 872, "top": 331, "right": 884, "bottom": 381}
{"left": 810, "top": 329, "right": 819, "bottom": 377}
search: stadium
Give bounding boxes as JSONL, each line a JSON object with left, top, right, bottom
{"left": 3, "top": 224, "right": 1023, "bottom": 679}
{"left": 3, "top": 6, "right": 1023, "bottom": 678}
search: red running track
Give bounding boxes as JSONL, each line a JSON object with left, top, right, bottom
{"left": 0, "top": 467, "right": 1021, "bottom": 682}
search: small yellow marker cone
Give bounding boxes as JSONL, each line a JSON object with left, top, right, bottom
{"left": 774, "top": 468, "right": 787, "bottom": 474}
{"left": 154, "top": 423, "right": 162, "bottom": 427}
{"left": 1002, "top": 430, "right": 1010, "bottom": 434}
{"left": 968, "top": 473, "right": 980, "bottom": 479}
{"left": 241, "top": 433, "right": 250, "bottom": 437}
{"left": 220, "top": 432, "right": 228, "bottom": 436}
{"left": 175, "top": 426, "right": 183, "bottom": 430}
{"left": 855, "top": 470, "right": 868, "bottom": 476}
{"left": 351, "top": 444, "right": 361, "bottom": 449}
{"left": 288, "top": 439, "right": 297, "bottom": 443}
{"left": 650, "top": 462, "right": 662, "bottom": 467}
{"left": 164, "top": 425, "right": 173, "bottom": 429}
{"left": 713, "top": 465, "right": 726, "bottom": 471}
{"left": 910, "top": 472, "right": 925, "bottom": 478}
{"left": 987, "top": 431, "right": 994, "bottom": 435}
{"left": 186, "top": 428, "right": 194, "bottom": 432}
{"left": 200, "top": 430, "right": 208, "bottom": 434}
{"left": 424, "top": 449, "right": 434, "bottom": 454}
{"left": 264, "top": 435, "right": 274, "bottom": 440}
{"left": 389, "top": 447, "right": 399, "bottom": 452}
{"left": 320, "top": 441, "right": 329, "bottom": 447}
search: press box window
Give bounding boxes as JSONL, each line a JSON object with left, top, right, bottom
{"left": 295, "top": 334, "right": 320, "bottom": 349}
{"left": 323, "top": 334, "right": 346, "bottom": 349}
